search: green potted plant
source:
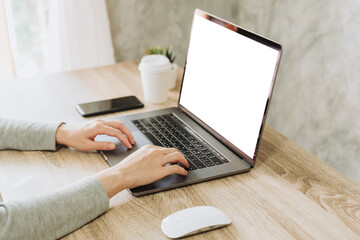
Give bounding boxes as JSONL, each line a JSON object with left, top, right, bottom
{"left": 145, "top": 45, "right": 178, "bottom": 89}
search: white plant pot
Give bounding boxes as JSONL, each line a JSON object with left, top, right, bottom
{"left": 169, "top": 63, "right": 178, "bottom": 89}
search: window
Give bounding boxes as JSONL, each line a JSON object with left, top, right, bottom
{"left": 7, "top": 0, "right": 50, "bottom": 78}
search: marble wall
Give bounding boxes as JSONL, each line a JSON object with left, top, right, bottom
{"left": 237, "top": 0, "right": 360, "bottom": 184}
{"left": 106, "top": 0, "right": 360, "bottom": 184}
{"left": 105, "top": 0, "right": 239, "bottom": 66}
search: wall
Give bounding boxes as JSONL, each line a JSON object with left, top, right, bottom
{"left": 237, "top": 0, "right": 360, "bottom": 184}
{"left": 105, "top": 0, "right": 239, "bottom": 66}
{"left": 106, "top": 0, "right": 360, "bottom": 184}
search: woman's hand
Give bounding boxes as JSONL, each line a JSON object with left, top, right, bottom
{"left": 56, "top": 119, "right": 134, "bottom": 151}
{"left": 94, "top": 145, "right": 189, "bottom": 198}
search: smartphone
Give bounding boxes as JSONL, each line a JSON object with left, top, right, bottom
{"left": 75, "top": 95, "right": 144, "bottom": 117}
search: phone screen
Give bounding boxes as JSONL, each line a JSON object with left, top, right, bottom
{"left": 76, "top": 96, "right": 144, "bottom": 117}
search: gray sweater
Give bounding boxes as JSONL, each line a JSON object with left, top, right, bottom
{"left": 0, "top": 119, "right": 109, "bottom": 240}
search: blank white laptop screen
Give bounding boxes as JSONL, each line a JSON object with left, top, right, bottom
{"left": 179, "top": 15, "right": 280, "bottom": 159}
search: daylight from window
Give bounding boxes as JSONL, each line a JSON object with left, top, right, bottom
{"left": 10, "top": 0, "right": 49, "bottom": 78}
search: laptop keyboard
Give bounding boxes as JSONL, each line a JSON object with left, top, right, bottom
{"left": 132, "top": 113, "right": 229, "bottom": 171}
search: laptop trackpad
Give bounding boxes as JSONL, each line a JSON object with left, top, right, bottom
{"left": 95, "top": 130, "right": 152, "bottom": 166}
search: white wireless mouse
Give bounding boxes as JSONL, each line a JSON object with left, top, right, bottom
{"left": 161, "top": 206, "right": 231, "bottom": 239}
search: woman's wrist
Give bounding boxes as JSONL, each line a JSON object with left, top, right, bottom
{"left": 56, "top": 123, "right": 70, "bottom": 146}
{"left": 94, "top": 166, "right": 128, "bottom": 198}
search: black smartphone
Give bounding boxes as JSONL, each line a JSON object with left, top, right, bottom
{"left": 75, "top": 95, "right": 144, "bottom": 117}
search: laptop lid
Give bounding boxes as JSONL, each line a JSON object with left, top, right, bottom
{"left": 178, "top": 9, "right": 282, "bottom": 166}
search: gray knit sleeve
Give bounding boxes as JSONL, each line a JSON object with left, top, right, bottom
{"left": 0, "top": 177, "right": 109, "bottom": 240}
{"left": 0, "top": 118, "right": 63, "bottom": 151}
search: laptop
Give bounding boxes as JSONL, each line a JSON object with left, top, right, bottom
{"left": 97, "top": 9, "right": 282, "bottom": 196}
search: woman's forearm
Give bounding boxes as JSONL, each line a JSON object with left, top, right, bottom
{"left": 0, "top": 118, "right": 63, "bottom": 151}
{"left": 0, "top": 177, "right": 109, "bottom": 240}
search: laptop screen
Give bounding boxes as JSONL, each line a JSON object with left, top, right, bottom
{"left": 179, "top": 10, "right": 281, "bottom": 162}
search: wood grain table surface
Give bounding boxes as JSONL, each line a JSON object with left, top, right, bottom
{"left": 0, "top": 62, "right": 359, "bottom": 239}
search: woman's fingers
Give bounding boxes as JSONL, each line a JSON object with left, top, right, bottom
{"left": 144, "top": 146, "right": 189, "bottom": 168}
{"left": 163, "top": 164, "right": 189, "bottom": 176}
{"left": 161, "top": 151, "right": 189, "bottom": 168}
{"left": 95, "top": 123, "right": 132, "bottom": 149}
{"left": 100, "top": 120, "right": 135, "bottom": 145}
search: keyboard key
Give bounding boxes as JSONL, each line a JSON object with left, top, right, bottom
{"left": 209, "top": 156, "right": 224, "bottom": 165}
{"left": 140, "top": 118, "right": 151, "bottom": 126}
{"left": 186, "top": 160, "right": 197, "bottom": 171}
{"left": 192, "top": 160, "right": 206, "bottom": 168}
{"left": 182, "top": 149, "right": 190, "bottom": 155}
{"left": 203, "top": 161, "right": 215, "bottom": 167}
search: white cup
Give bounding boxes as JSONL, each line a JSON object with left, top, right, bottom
{"left": 139, "top": 55, "right": 171, "bottom": 103}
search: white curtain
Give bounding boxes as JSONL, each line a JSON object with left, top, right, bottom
{"left": 0, "top": 0, "right": 16, "bottom": 80}
{"left": 45, "top": 0, "right": 115, "bottom": 73}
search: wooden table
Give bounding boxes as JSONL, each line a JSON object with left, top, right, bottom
{"left": 0, "top": 62, "right": 359, "bottom": 239}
